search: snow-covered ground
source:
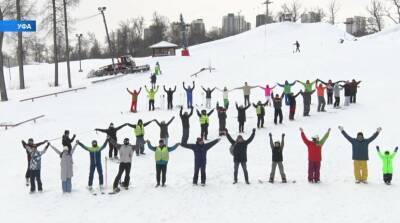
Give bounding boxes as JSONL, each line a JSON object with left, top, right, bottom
{"left": 1, "top": 23, "right": 399, "bottom": 223}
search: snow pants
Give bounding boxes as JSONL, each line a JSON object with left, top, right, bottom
{"left": 88, "top": 162, "right": 104, "bottom": 187}
{"left": 193, "top": 163, "right": 206, "bottom": 184}
{"left": 238, "top": 121, "right": 245, "bottom": 133}
{"left": 308, "top": 161, "right": 321, "bottom": 182}
{"left": 303, "top": 103, "right": 311, "bottom": 116}
{"left": 130, "top": 100, "right": 137, "bottom": 112}
{"left": 334, "top": 97, "right": 340, "bottom": 108}
{"left": 284, "top": 94, "right": 290, "bottom": 105}
{"left": 257, "top": 115, "right": 265, "bottom": 128}
{"left": 317, "top": 96, "right": 326, "bottom": 112}
{"left": 218, "top": 119, "right": 226, "bottom": 136}
{"left": 156, "top": 164, "right": 167, "bottom": 185}
{"left": 201, "top": 124, "right": 209, "bottom": 140}
{"left": 270, "top": 162, "right": 286, "bottom": 181}
{"left": 149, "top": 99, "right": 155, "bottom": 111}
{"left": 244, "top": 95, "right": 250, "bottom": 107}
{"left": 354, "top": 160, "right": 368, "bottom": 181}
{"left": 136, "top": 136, "right": 145, "bottom": 155}
{"left": 234, "top": 162, "right": 249, "bottom": 182}
{"left": 274, "top": 108, "right": 283, "bottom": 124}
{"left": 167, "top": 99, "right": 173, "bottom": 110}
{"left": 187, "top": 96, "right": 193, "bottom": 109}
{"left": 327, "top": 92, "right": 333, "bottom": 105}
{"left": 30, "top": 170, "right": 43, "bottom": 192}
{"left": 181, "top": 128, "right": 189, "bottom": 144}
{"left": 289, "top": 105, "right": 296, "bottom": 120}
{"left": 113, "top": 162, "right": 131, "bottom": 189}
{"left": 108, "top": 140, "right": 118, "bottom": 158}
{"left": 350, "top": 94, "right": 357, "bottom": 103}
{"left": 62, "top": 178, "right": 72, "bottom": 193}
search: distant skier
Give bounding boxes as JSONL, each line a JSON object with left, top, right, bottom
{"left": 201, "top": 86, "right": 216, "bottom": 109}
{"left": 126, "top": 87, "right": 141, "bottom": 112}
{"left": 183, "top": 81, "right": 195, "bottom": 109}
{"left": 23, "top": 141, "right": 50, "bottom": 193}
{"left": 294, "top": 41, "right": 300, "bottom": 53}
{"left": 288, "top": 91, "right": 301, "bottom": 120}
{"left": 197, "top": 108, "right": 215, "bottom": 140}
{"left": 21, "top": 139, "right": 48, "bottom": 186}
{"left": 216, "top": 102, "right": 227, "bottom": 136}
{"left": 49, "top": 143, "right": 77, "bottom": 193}
{"left": 62, "top": 130, "right": 76, "bottom": 152}
{"left": 315, "top": 81, "right": 327, "bottom": 112}
{"left": 376, "top": 146, "right": 398, "bottom": 185}
{"left": 272, "top": 92, "right": 285, "bottom": 125}
{"left": 127, "top": 119, "right": 155, "bottom": 156}
{"left": 146, "top": 139, "right": 180, "bottom": 187}
{"left": 155, "top": 62, "right": 162, "bottom": 75}
{"left": 163, "top": 85, "right": 177, "bottom": 110}
{"left": 154, "top": 116, "right": 175, "bottom": 145}
{"left": 181, "top": 137, "right": 221, "bottom": 186}
{"left": 258, "top": 84, "right": 276, "bottom": 106}
{"left": 333, "top": 83, "right": 344, "bottom": 108}
{"left": 277, "top": 80, "right": 297, "bottom": 105}
{"left": 300, "top": 127, "right": 330, "bottom": 183}
{"left": 339, "top": 126, "right": 381, "bottom": 184}
{"left": 179, "top": 106, "right": 193, "bottom": 144}
{"left": 77, "top": 138, "right": 108, "bottom": 191}
{"left": 252, "top": 101, "right": 268, "bottom": 128}
{"left": 236, "top": 102, "right": 251, "bottom": 133}
{"left": 234, "top": 82, "right": 258, "bottom": 106}
{"left": 109, "top": 138, "right": 136, "bottom": 192}
{"left": 95, "top": 123, "right": 127, "bottom": 159}
{"left": 216, "top": 86, "right": 232, "bottom": 108}
{"left": 145, "top": 85, "right": 159, "bottom": 111}
{"left": 350, "top": 79, "right": 362, "bottom": 103}
{"left": 268, "top": 133, "right": 287, "bottom": 183}
{"left": 150, "top": 73, "right": 157, "bottom": 89}
{"left": 226, "top": 128, "right": 256, "bottom": 184}
{"left": 300, "top": 89, "right": 316, "bottom": 116}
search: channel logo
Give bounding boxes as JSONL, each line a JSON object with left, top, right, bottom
{"left": 0, "top": 20, "right": 36, "bottom": 32}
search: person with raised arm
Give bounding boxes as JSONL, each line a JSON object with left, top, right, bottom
{"left": 216, "top": 102, "right": 227, "bottom": 136}
{"left": 226, "top": 128, "right": 256, "bottom": 184}
{"left": 154, "top": 116, "right": 175, "bottom": 145}
{"left": 252, "top": 101, "right": 268, "bottom": 128}
{"left": 183, "top": 81, "right": 195, "bottom": 108}
{"left": 315, "top": 80, "right": 327, "bottom": 112}
{"left": 126, "top": 119, "right": 155, "bottom": 156}
{"left": 49, "top": 142, "right": 78, "bottom": 193}
{"left": 163, "top": 85, "right": 177, "bottom": 110}
{"left": 21, "top": 138, "right": 48, "bottom": 187}
{"left": 77, "top": 138, "right": 108, "bottom": 191}
{"left": 376, "top": 146, "right": 398, "bottom": 185}
{"left": 196, "top": 108, "right": 215, "bottom": 140}
{"left": 145, "top": 85, "right": 159, "bottom": 111}
{"left": 277, "top": 80, "right": 297, "bottom": 105}
{"left": 236, "top": 102, "right": 251, "bottom": 133}
{"left": 299, "top": 89, "right": 316, "bottom": 116}
{"left": 338, "top": 126, "right": 381, "bottom": 184}
{"left": 181, "top": 137, "right": 221, "bottom": 186}
{"left": 146, "top": 139, "right": 180, "bottom": 187}
{"left": 350, "top": 79, "right": 362, "bottom": 103}
{"left": 179, "top": 106, "right": 193, "bottom": 144}
{"left": 333, "top": 83, "right": 344, "bottom": 108}
{"left": 272, "top": 92, "right": 285, "bottom": 125}
{"left": 201, "top": 86, "right": 216, "bottom": 108}
{"left": 233, "top": 82, "right": 258, "bottom": 106}
{"left": 317, "top": 79, "right": 344, "bottom": 105}
{"left": 287, "top": 91, "right": 301, "bottom": 120}
{"left": 216, "top": 86, "right": 232, "bottom": 109}
{"left": 268, "top": 133, "right": 287, "bottom": 183}
{"left": 95, "top": 123, "right": 127, "bottom": 160}
{"left": 62, "top": 130, "right": 76, "bottom": 152}
{"left": 258, "top": 84, "right": 276, "bottom": 106}
{"left": 300, "top": 127, "right": 330, "bottom": 183}
{"left": 126, "top": 87, "right": 141, "bottom": 112}
{"left": 23, "top": 141, "right": 50, "bottom": 193}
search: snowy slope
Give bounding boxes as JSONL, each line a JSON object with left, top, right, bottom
{"left": 1, "top": 23, "right": 399, "bottom": 223}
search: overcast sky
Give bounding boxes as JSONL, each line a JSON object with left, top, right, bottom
{"left": 67, "top": 0, "right": 372, "bottom": 36}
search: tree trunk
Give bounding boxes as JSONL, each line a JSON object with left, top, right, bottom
{"left": 52, "top": 0, "right": 59, "bottom": 87}
{"left": 16, "top": 0, "right": 25, "bottom": 89}
{"left": 0, "top": 8, "right": 9, "bottom": 101}
{"left": 62, "top": 0, "right": 72, "bottom": 88}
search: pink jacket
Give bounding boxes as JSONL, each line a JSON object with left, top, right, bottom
{"left": 264, "top": 85, "right": 275, "bottom": 96}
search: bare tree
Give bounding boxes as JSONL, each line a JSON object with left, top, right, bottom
{"left": 0, "top": 0, "right": 14, "bottom": 101}
{"left": 282, "top": 0, "right": 302, "bottom": 22}
{"left": 52, "top": 0, "right": 59, "bottom": 86}
{"left": 385, "top": 0, "right": 400, "bottom": 24}
{"left": 327, "top": 0, "right": 341, "bottom": 24}
{"left": 367, "top": 0, "right": 385, "bottom": 32}
{"left": 16, "top": 0, "right": 25, "bottom": 89}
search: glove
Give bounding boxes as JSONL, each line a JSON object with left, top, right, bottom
{"left": 338, "top": 126, "right": 344, "bottom": 131}
{"left": 299, "top": 128, "right": 303, "bottom": 132}
{"left": 377, "top": 127, "right": 382, "bottom": 133}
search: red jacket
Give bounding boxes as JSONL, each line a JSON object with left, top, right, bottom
{"left": 301, "top": 132, "right": 328, "bottom": 162}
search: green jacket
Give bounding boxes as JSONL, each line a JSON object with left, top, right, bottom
{"left": 299, "top": 80, "right": 315, "bottom": 93}
{"left": 378, "top": 149, "right": 398, "bottom": 174}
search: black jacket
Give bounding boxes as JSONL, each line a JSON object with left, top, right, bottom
{"left": 155, "top": 117, "right": 175, "bottom": 138}
{"left": 269, "top": 134, "right": 284, "bottom": 162}
{"left": 227, "top": 131, "right": 255, "bottom": 162}
{"left": 164, "top": 86, "right": 176, "bottom": 101}
{"left": 202, "top": 87, "right": 216, "bottom": 99}
{"left": 179, "top": 107, "right": 193, "bottom": 129}
{"left": 95, "top": 124, "right": 126, "bottom": 140}
{"left": 236, "top": 103, "right": 250, "bottom": 122}
{"left": 62, "top": 134, "right": 76, "bottom": 150}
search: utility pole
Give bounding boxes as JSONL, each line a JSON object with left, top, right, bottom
{"left": 62, "top": 0, "right": 72, "bottom": 88}
{"left": 16, "top": 0, "right": 25, "bottom": 89}
{"left": 98, "top": 7, "right": 116, "bottom": 73}
{"left": 76, "top": 34, "right": 83, "bottom": 72}
{"left": 263, "top": 0, "right": 273, "bottom": 24}
{"left": 237, "top": 10, "right": 242, "bottom": 34}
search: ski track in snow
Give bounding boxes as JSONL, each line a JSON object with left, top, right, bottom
{"left": 1, "top": 23, "right": 400, "bottom": 223}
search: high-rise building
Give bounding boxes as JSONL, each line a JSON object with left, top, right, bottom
{"left": 190, "top": 19, "right": 206, "bottom": 36}
{"left": 256, "top": 14, "right": 274, "bottom": 27}
{"left": 222, "top": 13, "right": 251, "bottom": 37}
{"left": 301, "top": 12, "right": 322, "bottom": 23}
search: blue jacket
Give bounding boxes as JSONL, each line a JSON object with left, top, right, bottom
{"left": 78, "top": 140, "right": 108, "bottom": 165}
{"left": 181, "top": 139, "right": 220, "bottom": 166}
{"left": 341, "top": 130, "right": 379, "bottom": 160}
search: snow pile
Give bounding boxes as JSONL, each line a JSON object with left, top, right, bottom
{"left": 1, "top": 23, "right": 399, "bottom": 223}
{"left": 362, "top": 24, "right": 400, "bottom": 43}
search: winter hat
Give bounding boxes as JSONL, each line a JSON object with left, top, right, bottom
{"left": 312, "top": 135, "right": 319, "bottom": 140}
{"left": 63, "top": 146, "right": 69, "bottom": 151}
